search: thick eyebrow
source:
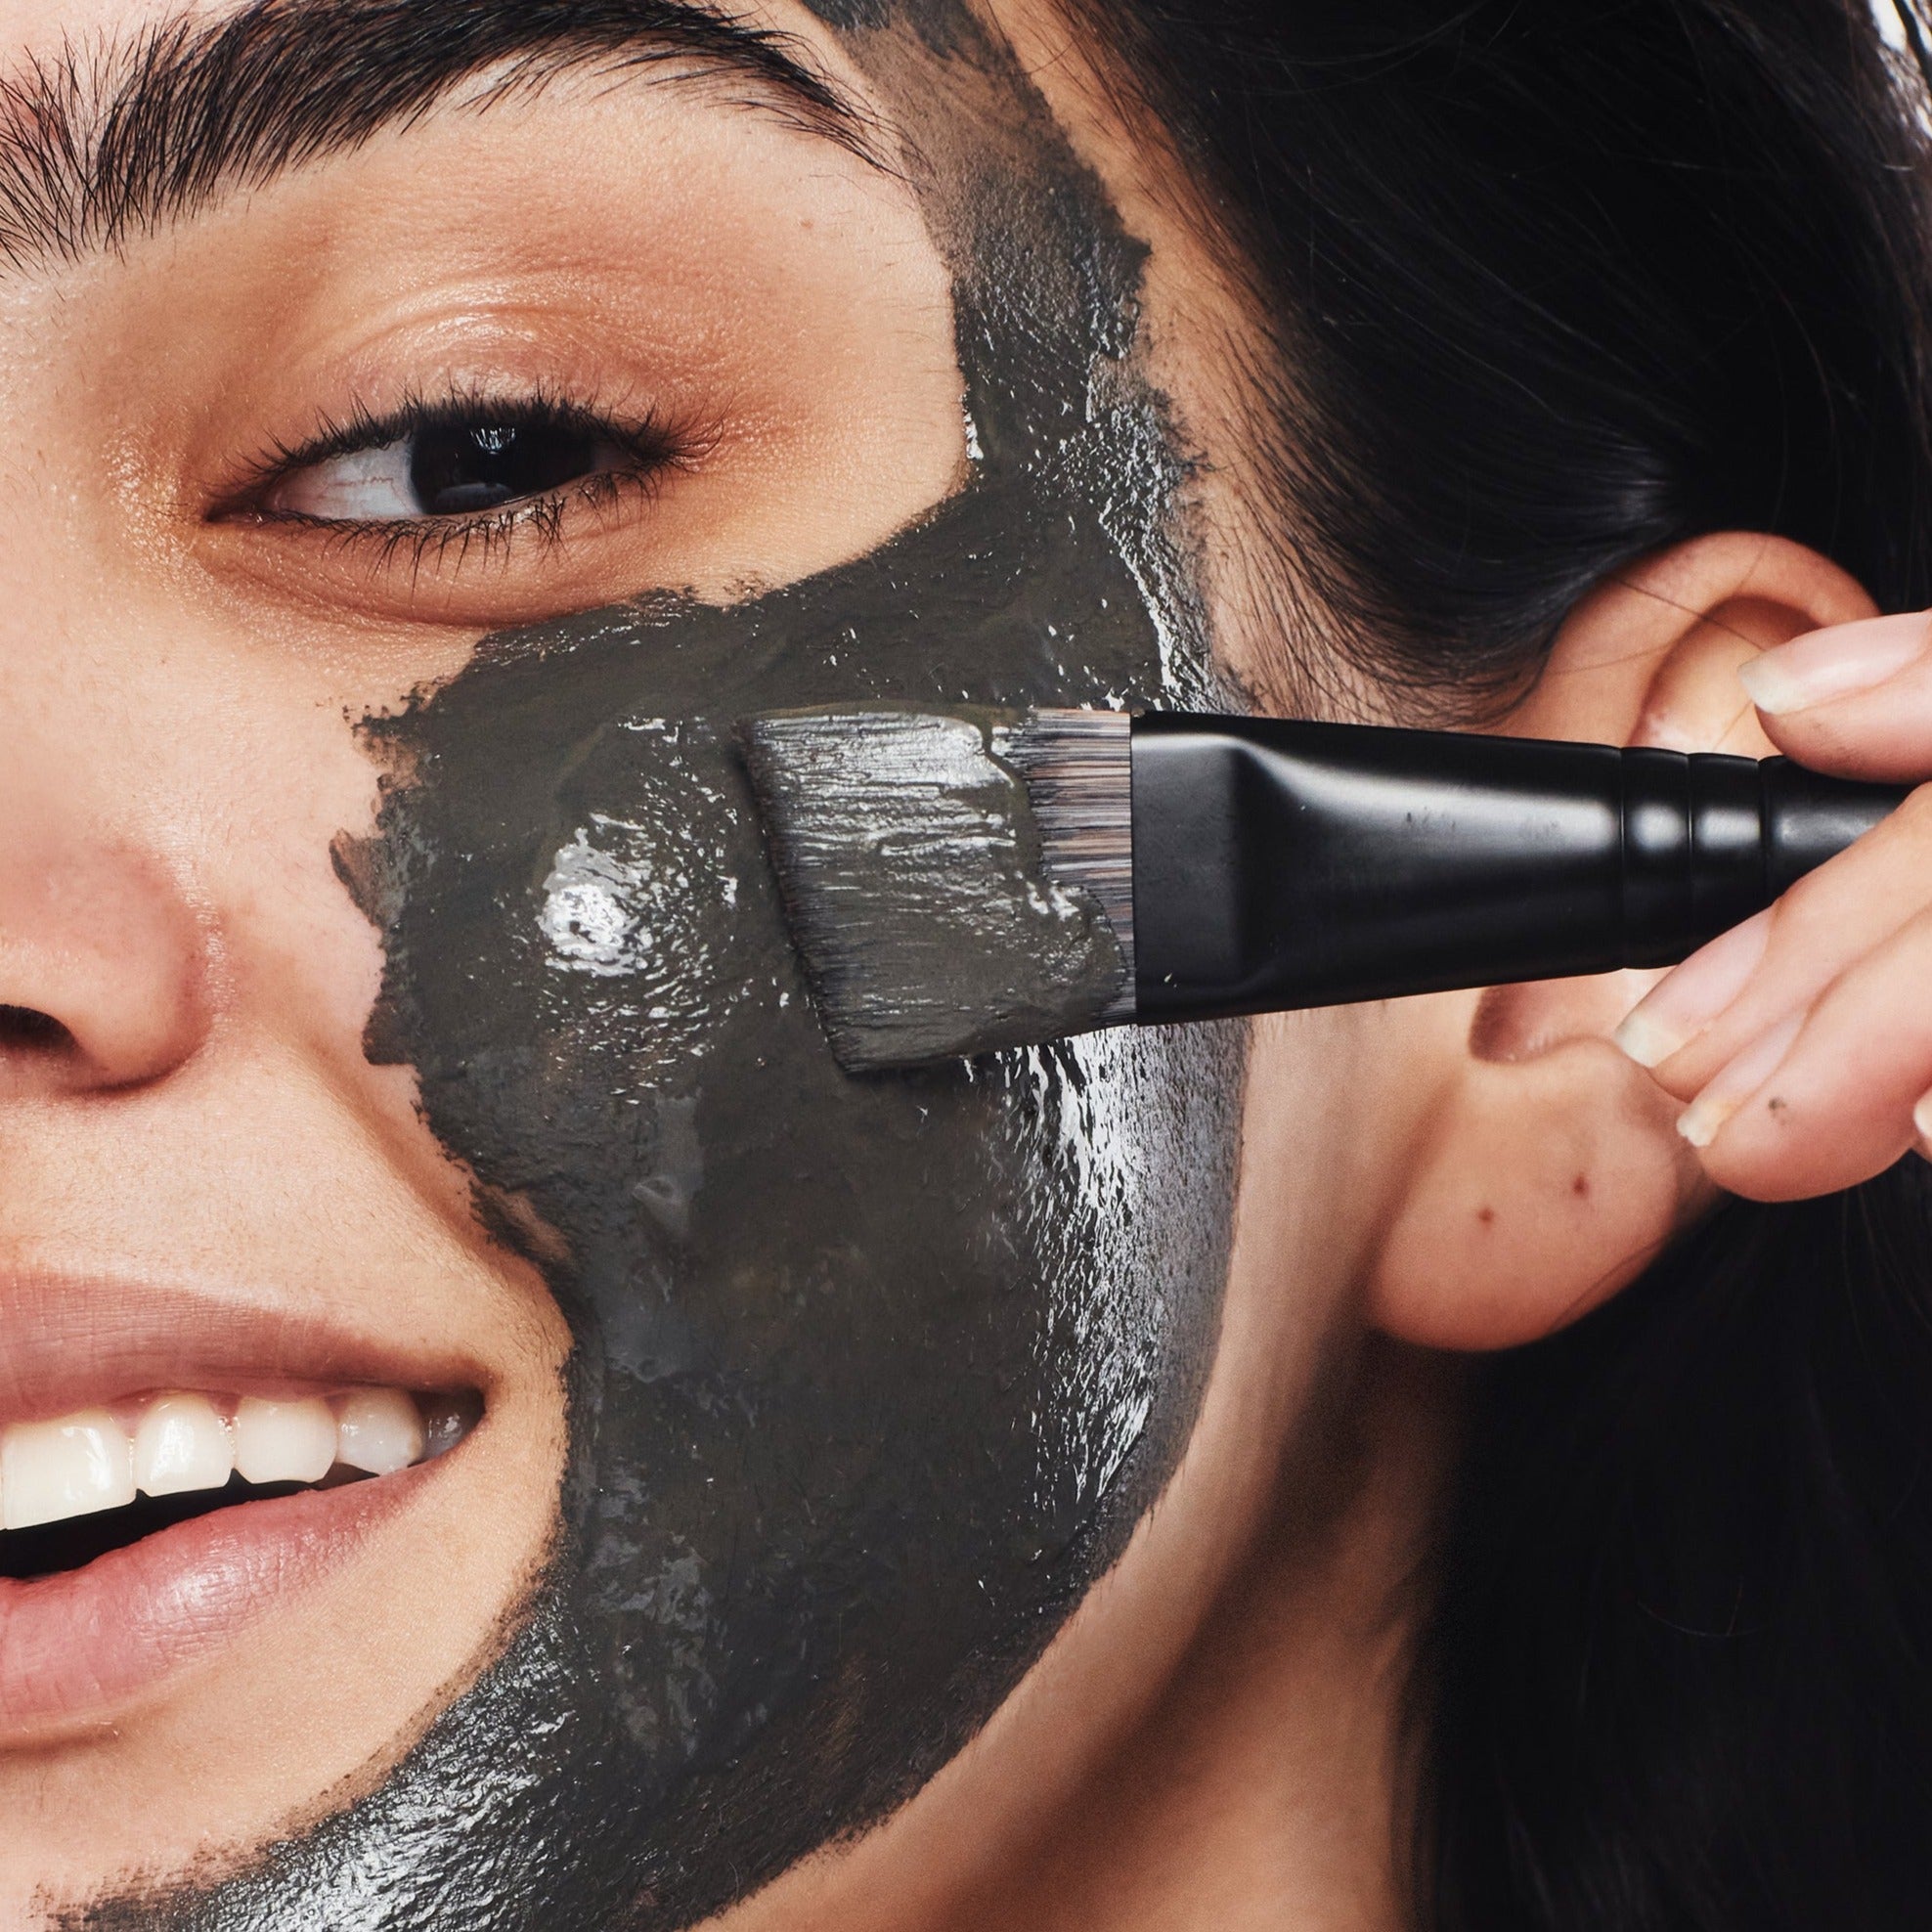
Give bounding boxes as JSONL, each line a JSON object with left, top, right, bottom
{"left": 0, "top": 0, "right": 883, "bottom": 269}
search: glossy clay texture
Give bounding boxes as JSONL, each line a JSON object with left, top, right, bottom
{"left": 92, "top": 8, "right": 1245, "bottom": 1928}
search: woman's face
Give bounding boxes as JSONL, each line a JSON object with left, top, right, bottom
{"left": 0, "top": 2, "right": 1414, "bottom": 1924}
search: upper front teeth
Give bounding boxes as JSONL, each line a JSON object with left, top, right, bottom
{"left": 134, "top": 1392, "right": 233, "bottom": 1496}
{"left": 0, "top": 1387, "right": 445, "bottom": 1533}
{"left": 1, "top": 1411, "right": 137, "bottom": 1533}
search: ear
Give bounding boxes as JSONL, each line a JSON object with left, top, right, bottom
{"left": 1364, "top": 534, "right": 1875, "bottom": 1351}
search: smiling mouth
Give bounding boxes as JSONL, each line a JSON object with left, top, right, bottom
{"left": 0, "top": 1272, "right": 492, "bottom": 1735}
{"left": 0, "top": 1385, "right": 483, "bottom": 1582}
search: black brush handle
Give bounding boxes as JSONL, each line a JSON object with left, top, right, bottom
{"left": 1130, "top": 714, "right": 1910, "bottom": 1021}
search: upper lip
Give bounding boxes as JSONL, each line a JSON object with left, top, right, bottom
{"left": 0, "top": 1266, "right": 480, "bottom": 1424}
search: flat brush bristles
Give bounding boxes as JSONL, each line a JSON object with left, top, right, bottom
{"left": 996, "top": 708, "right": 1135, "bottom": 990}
{"left": 738, "top": 704, "right": 1135, "bottom": 1072}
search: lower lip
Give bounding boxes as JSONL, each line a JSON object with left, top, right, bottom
{"left": 0, "top": 1462, "right": 435, "bottom": 1734}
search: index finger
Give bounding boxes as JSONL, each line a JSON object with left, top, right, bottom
{"left": 1743, "top": 610, "right": 1932, "bottom": 783}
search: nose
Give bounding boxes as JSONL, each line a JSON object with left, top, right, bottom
{"left": 0, "top": 784, "right": 208, "bottom": 1098}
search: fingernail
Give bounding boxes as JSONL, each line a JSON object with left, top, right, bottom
{"left": 1913, "top": 1088, "right": 1932, "bottom": 1157}
{"left": 1676, "top": 1010, "right": 1805, "bottom": 1149}
{"left": 1613, "top": 908, "right": 1773, "bottom": 1068}
{"left": 1738, "top": 610, "right": 1932, "bottom": 715}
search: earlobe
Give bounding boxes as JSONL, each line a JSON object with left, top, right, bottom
{"left": 1365, "top": 1022, "right": 1702, "bottom": 1350}
{"left": 1363, "top": 532, "right": 1875, "bottom": 1351}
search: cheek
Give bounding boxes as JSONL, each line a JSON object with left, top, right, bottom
{"left": 212, "top": 706, "right": 422, "bottom": 1115}
{"left": 350, "top": 479, "right": 1246, "bottom": 1875}
{"left": 123, "top": 635, "right": 498, "bottom": 1224}
{"left": 533, "top": 721, "right": 754, "bottom": 1072}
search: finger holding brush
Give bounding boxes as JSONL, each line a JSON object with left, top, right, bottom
{"left": 1615, "top": 609, "right": 1932, "bottom": 1199}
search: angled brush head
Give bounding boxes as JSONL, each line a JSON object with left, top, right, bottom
{"left": 737, "top": 704, "right": 1135, "bottom": 1072}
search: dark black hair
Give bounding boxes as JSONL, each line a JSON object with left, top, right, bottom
{"left": 1070, "top": 3, "right": 1932, "bottom": 1926}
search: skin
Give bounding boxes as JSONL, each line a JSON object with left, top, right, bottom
{"left": 0, "top": 0, "right": 1912, "bottom": 1927}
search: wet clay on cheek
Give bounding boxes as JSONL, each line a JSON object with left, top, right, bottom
{"left": 86, "top": 11, "right": 1245, "bottom": 1931}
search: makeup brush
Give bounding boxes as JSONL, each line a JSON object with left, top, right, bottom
{"left": 736, "top": 704, "right": 1909, "bottom": 1073}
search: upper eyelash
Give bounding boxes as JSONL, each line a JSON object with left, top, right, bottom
{"left": 212, "top": 380, "right": 692, "bottom": 578}
{"left": 233, "top": 378, "right": 681, "bottom": 481}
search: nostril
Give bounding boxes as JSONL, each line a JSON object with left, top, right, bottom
{"left": 0, "top": 1005, "right": 74, "bottom": 1054}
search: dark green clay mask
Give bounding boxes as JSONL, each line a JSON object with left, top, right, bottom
{"left": 90, "top": 8, "right": 1244, "bottom": 1928}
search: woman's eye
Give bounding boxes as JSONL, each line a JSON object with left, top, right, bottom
{"left": 265, "top": 415, "right": 643, "bottom": 523}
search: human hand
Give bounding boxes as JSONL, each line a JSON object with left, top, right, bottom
{"left": 1613, "top": 609, "right": 1932, "bottom": 1200}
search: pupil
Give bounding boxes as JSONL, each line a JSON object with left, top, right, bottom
{"left": 408, "top": 419, "right": 597, "bottom": 515}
